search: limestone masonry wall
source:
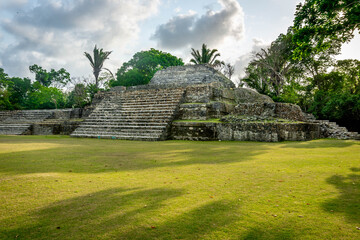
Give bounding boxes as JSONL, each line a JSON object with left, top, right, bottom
{"left": 150, "top": 64, "right": 235, "bottom": 88}
{"left": 170, "top": 122, "right": 320, "bottom": 142}
{"left": 234, "top": 103, "right": 306, "bottom": 121}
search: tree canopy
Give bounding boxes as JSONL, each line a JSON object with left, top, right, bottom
{"left": 293, "top": 0, "right": 360, "bottom": 59}
{"left": 29, "top": 64, "right": 71, "bottom": 88}
{"left": 111, "top": 48, "right": 184, "bottom": 87}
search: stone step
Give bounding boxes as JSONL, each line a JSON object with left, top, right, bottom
{"left": 0, "top": 124, "right": 31, "bottom": 135}
{"left": 73, "top": 128, "right": 164, "bottom": 134}
{"left": 121, "top": 100, "right": 180, "bottom": 105}
{"left": 84, "top": 116, "right": 172, "bottom": 121}
{"left": 121, "top": 105, "right": 178, "bottom": 110}
{"left": 81, "top": 122, "right": 167, "bottom": 126}
{"left": 72, "top": 130, "right": 163, "bottom": 137}
{"left": 122, "top": 89, "right": 184, "bottom": 96}
{"left": 75, "top": 124, "right": 167, "bottom": 129}
{"left": 89, "top": 112, "right": 175, "bottom": 118}
{"left": 71, "top": 133, "right": 160, "bottom": 141}
{"left": 117, "top": 97, "right": 182, "bottom": 102}
{"left": 82, "top": 119, "right": 171, "bottom": 125}
{"left": 95, "top": 106, "right": 177, "bottom": 112}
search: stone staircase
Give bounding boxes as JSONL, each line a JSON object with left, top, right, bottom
{"left": 2, "top": 110, "right": 54, "bottom": 123}
{"left": 71, "top": 88, "right": 185, "bottom": 141}
{"left": 0, "top": 110, "right": 54, "bottom": 135}
{"left": 0, "top": 124, "right": 32, "bottom": 135}
{"left": 312, "top": 120, "right": 360, "bottom": 140}
{"left": 0, "top": 111, "right": 16, "bottom": 121}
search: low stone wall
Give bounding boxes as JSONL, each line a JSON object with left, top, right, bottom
{"left": 32, "top": 120, "right": 82, "bottom": 135}
{"left": 51, "top": 108, "right": 82, "bottom": 119}
{"left": 234, "top": 103, "right": 306, "bottom": 121}
{"left": 170, "top": 121, "right": 320, "bottom": 142}
{"left": 178, "top": 102, "right": 235, "bottom": 120}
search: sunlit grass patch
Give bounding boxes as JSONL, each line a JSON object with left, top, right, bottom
{"left": 0, "top": 136, "right": 359, "bottom": 239}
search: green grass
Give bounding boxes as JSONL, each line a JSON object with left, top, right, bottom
{"left": 173, "top": 118, "right": 221, "bottom": 123}
{"left": 0, "top": 136, "right": 359, "bottom": 240}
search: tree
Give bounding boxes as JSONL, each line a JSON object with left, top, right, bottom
{"left": 223, "top": 63, "right": 235, "bottom": 80}
{"left": 84, "top": 45, "right": 112, "bottom": 89}
{"left": 335, "top": 59, "right": 360, "bottom": 94}
{"left": 0, "top": 68, "right": 11, "bottom": 109}
{"left": 190, "top": 44, "right": 223, "bottom": 67}
{"left": 29, "top": 64, "right": 71, "bottom": 87}
{"left": 27, "top": 82, "right": 65, "bottom": 109}
{"left": 241, "top": 62, "right": 272, "bottom": 95}
{"left": 293, "top": 0, "right": 360, "bottom": 59}
{"left": 6, "top": 77, "right": 32, "bottom": 109}
{"left": 66, "top": 83, "right": 88, "bottom": 108}
{"left": 242, "top": 33, "right": 303, "bottom": 98}
{"left": 306, "top": 59, "right": 360, "bottom": 132}
{"left": 111, "top": 48, "right": 184, "bottom": 87}
{"left": 215, "top": 62, "right": 235, "bottom": 80}
{"left": 0, "top": 68, "right": 8, "bottom": 87}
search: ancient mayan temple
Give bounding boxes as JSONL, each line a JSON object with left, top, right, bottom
{"left": 70, "top": 65, "right": 359, "bottom": 141}
{"left": 1, "top": 65, "right": 359, "bottom": 141}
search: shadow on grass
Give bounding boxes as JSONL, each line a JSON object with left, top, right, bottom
{"left": 279, "top": 139, "right": 359, "bottom": 149}
{"left": 0, "top": 187, "right": 183, "bottom": 239}
{"left": 121, "top": 199, "right": 239, "bottom": 239}
{"left": 322, "top": 168, "right": 360, "bottom": 224}
{"left": 242, "top": 219, "right": 303, "bottom": 240}
{"left": 0, "top": 187, "right": 240, "bottom": 240}
{"left": 0, "top": 138, "right": 271, "bottom": 174}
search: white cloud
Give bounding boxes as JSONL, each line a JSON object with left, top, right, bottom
{"left": 234, "top": 38, "right": 269, "bottom": 79}
{"left": 0, "top": 0, "right": 160, "bottom": 78}
{"left": 151, "top": 0, "right": 245, "bottom": 50}
{"left": 0, "top": 0, "right": 28, "bottom": 9}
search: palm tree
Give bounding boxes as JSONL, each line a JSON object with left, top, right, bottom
{"left": 190, "top": 43, "right": 223, "bottom": 67}
{"left": 84, "top": 45, "right": 112, "bottom": 88}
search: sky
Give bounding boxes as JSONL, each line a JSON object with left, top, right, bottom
{"left": 0, "top": 0, "right": 359, "bottom": 82}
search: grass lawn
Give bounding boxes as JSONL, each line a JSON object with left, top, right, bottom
{"left": 0, "top": 136, "right": 359, "bottom": 239}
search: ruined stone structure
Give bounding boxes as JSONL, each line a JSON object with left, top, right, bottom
{"left": 0, "top": 109, "right": 82, "bottom": 135}
{"left": 1, "top": 64, "right": 359, "bottom": 141}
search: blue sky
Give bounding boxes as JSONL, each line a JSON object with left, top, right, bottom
{"left": 0, "top": 0, "right": 359, "bottom": 81}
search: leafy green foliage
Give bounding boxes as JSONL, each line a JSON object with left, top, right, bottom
{"left": 0, "top": 67, "right": 70, "bottom": 110}
{"left": 190, "top": 43, "right": 223, "bottom": 67}
{"left": 310, "top": 91, "right": 360, "bottom": 131}
{"left": 0, "top": 68, "right": 8, "bottom": 87}
{"left": 84, "top": 45, "right": 112, "bottom": 88}
{"left": 26, "top": 82, "right": 65, "bottom": 109}
{"left": 306, "top": 61, "right": 360, "bottom": 131}
{"left": 66, "top": 84, "right": 89, "bottom": 108}
{"left": 111, "top": 48, "right": 184, "bottom": 87}
{"left": 335, "top": 59, "right": 360, "bottom": 94}
{"left": 241, "top": 33, "right": 303, "bottom": 98}
{"left": 6, "top": 77, "right": 32, "bottom": 110}
{"left": 293, "top": 0, "right": 360, "bottom": 59}
{"left": 29, "top": 64, "right": 71, "bottom": 87}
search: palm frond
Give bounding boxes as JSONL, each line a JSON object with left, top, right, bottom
{"left": 189, "top": 43, "right": 222, "bottom": 67}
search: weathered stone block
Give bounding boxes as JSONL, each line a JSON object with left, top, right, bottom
{"left": 150, "top": 65, "right": 236, "bottom": 88}
{"left": 234, "top": 88, "right": 273, "bottom": 103}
